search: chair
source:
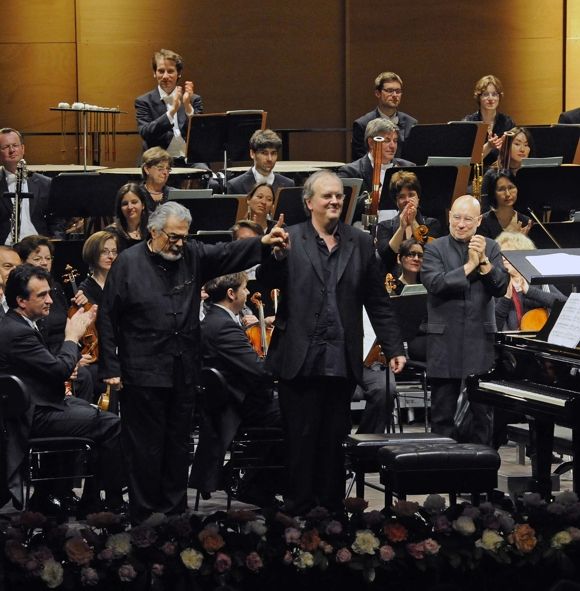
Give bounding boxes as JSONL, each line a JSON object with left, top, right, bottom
{"left": 193, "top": 367, "right": 284, "bottom": 510}
{"left": 0, "top": 374, "right": 96, "bottom": 511}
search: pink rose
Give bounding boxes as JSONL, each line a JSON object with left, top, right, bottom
{"left": 161, "top": 541, "right": 177, "bottom": 556}
{"left": 152, "top": 563, "right": 165, "bottom": 577}
{"left": 245, "top": 551, "right": 263, "bottom": 572}
{"left": 379, "top": 545, "right": 395, "bottom": 562}
{"left": 118, "top": 563, "right": 137, "bottom": 582}
{"left": 284, "top": 527, "right": 301, "bottom": 544}
{"left": 81, "top": 567, "right": 99, "bottom": 586}
{"left": 214, "top": 552, "right": 232, "bottom": 573}
{"left": 325, "top": 520, "right": 343, "bottom": 535}
{"left": 336, "top": 547, "right": 352, "bottom": 563}
{"left": 97, "top": 548, "right": 114, "bottom": 562}
{"left": 422, "top": 538, "right": 441, "bottom": 555}
{"left": 406, "top": 542, "right": 426, "bottom": 560}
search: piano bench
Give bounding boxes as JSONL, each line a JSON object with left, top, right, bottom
{"left": 507, "top": 423, "right": 573, "bottom": 466}
{"left": 378, "top": 442, "right": 500, "bottom": 507}
{"left": 344, "top": 433, "right": 456, "bottom": 499}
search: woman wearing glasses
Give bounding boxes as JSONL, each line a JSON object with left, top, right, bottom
{"left": 477, "top": 169, "right": 532, "bottom": 239}
{"left": 78, "top": 231, "right": 119, "bottom": 307}
{"left": 386, "top": 238, "right": 425, "bottom": 296}
{"left": 462, "top": 75, "right": 516, "bottom": 166}
{"left": 141, "top": 147, "right": 174, "bottom": 212}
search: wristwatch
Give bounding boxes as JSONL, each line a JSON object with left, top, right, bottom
{"left": 479, "top": 257, "right": 490, "bottom": 266}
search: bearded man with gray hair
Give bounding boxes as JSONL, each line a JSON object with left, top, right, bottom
{"left": 98, "top": 201, "right": 288, "bottom": 523}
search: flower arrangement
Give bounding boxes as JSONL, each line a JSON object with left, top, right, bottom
{"left": 3, "top": 492, "right": 580, "bottom": 591}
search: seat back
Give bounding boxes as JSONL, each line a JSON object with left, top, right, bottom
{"left": 0, "top": 375, "right": 30, "bottom": 420}
{"left": 199, "top": 367, "right": 230, "bottom": 413}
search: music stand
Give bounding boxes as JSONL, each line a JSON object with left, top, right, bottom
{"left": 526, "top": 125, "right": 580, "bottom": 164}
{"left": 528, "top": 222, "right": 580, "bottom": 249}
{"left": 173, "top": 197, "right": 242, "bottom": 232}
{"left": 501, "top": 248, "right": 580, "bottom": 288}
{"left": 389, "top": 293, "right": 427, "bottom": 343}
{"left": 186, "top": 111, "right": 266, "bottom": 179}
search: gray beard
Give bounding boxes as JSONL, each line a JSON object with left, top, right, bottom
{"left": 157, "top": 251, "right": 182, "bottom": 261}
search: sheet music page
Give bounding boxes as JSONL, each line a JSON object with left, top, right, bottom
{"left": 526, "top": 252, "right": 580, "bottom": 276}
{"left": 362, "top": 308, "right": 377, "bottom": 358}
{"left": 547, "top": 292, "right": 580, "bottom": 348}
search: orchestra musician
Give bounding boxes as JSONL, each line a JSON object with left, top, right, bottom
{"left": 97, "top": 201, "right": 288, "bottom": 523}
{"left": 0, "top": 246, "right": 21, "bottom": 307}
{"left": 107, "top": 183, "right": 149, "bottom": 252}
{"left": 375, "top": 171, "right": 442, "bottom": 273}
{"left": 351, "top": 71, "right": 417, "bottom": 161}
{"left": 189, "top": 271, "right": 282, "bottom": 507}
{"left": 135, "top": 48, "right": 203, "bottom": 164}
{"left": 245, "top": 183, "right": 276, "bottom": 233}
{"left": 259, "top": 170, "right": 405, "bottom": 515}
{"left": 141, "top": 147, "right": 173, "bottom": 212}
{"left": 386, "top": 238, "right": 425, "bottom": 296}
{"left": 462, "top": 75, "right": 516, "bottom": 166}
{"left": 421, "top": 195, "right": 508, "bottom": 444}
{"left": 477, "top": 169, "right": 532, "bottom": 239}
{"left": 225, "top": 129, "right": 294, "bottom": 195}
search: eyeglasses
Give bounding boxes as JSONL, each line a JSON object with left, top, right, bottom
{"left": 381, "top": 88, "right": 403, "bottom": 95}
{"left": 100, "top": 248, "right": 118, "bottom": 257}
{"left": 29, "top": 256, "right": 53, "bottom": 264}
{"left": 153, "top": 165, "right": 172, "bottom": 173}
{"left": 0, "top": 143, "right": 22, "bottom": 152}
{"left": 320, "top": 192, "right": 345, "bottom": 200}
{"left": 496, "top": 184, "right": 517, "bottom": 193}
{"left": 450, "top": 214, "right": 477, "bottom": 224}
{"left": 403, "top": 252, "right": 424, "bottom": 259}
{"left": 160, "top": 229, "right": 190, "bottom": 243}
{"left": 481, "top": 91, "right": 499, "bottom": 99}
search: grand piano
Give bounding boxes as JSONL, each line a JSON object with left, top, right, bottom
{"left": 467, "top": 331, "right": 580, "bottom": 499}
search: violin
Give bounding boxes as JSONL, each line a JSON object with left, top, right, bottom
{"left": 245, "top": 292, "right": 273, "bottom": 358}
{"left": 62, "top": 264, "right": 99, "bottom": 363}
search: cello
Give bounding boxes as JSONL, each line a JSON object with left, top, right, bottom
{"left": 245, "top": 292, "right": 273, "bottom": 358}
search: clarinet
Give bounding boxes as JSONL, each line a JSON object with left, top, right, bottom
{"left": 10, "top": 159, "right": 27, "bottom": 244}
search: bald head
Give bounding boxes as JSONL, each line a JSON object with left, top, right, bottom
{"left": 449, "top": 195, "right": 482, "bottom": 242}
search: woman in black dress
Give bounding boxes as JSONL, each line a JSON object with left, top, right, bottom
{"left": 108, "top": 182, "right": 149, "bottom": 252}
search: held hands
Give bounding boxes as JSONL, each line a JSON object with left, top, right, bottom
{"left": 400, "top": 201, "right": 417, "bottom": 230}
{"left": 517, "top": 219, "right": 533, "bottom": 235}
{"left": 65, "top": 306, "right": 97, "bottom": 343}
{"left": 390, "top": 355, "right": 406, "bottom": 374}
{"left": 169, "top": 86, "right": 183, "bottom": 117}
{"left": 183, "top": 81, "right": 195, "bottom": 116}
{"left": 103, "top": 377, "right": 123, "bottom": 390}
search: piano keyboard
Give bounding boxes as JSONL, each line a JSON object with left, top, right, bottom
{"left": 478, "top": 381, "right": 567, "bottom": 408}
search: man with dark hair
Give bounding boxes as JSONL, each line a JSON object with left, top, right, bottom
{"left": 0, "top": 264, "right": 124, "bottom": 513}
{"left": 135, "top": 48, "right": 203, "bottom": 160}
{"left": 259, "top": 170, "right": 406, "bottom": 515}
{"left": 351, "top": 71, "right": 417, "bottom": 161}
{"left": 189, "top": 271, "right": 281, "bottom": 506}
{"left": 226, "top": 129, "right": 295, "bottom": 194}
{"left": 98, "top": 201, "right": 288, "bottom": 523}
{"left": 0, "top": 128, "right": 62, "bottom": 244}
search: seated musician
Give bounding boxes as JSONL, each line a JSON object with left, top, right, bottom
{"left": 0, "top": 264, "right": 125, "bottom": 516}
{"left": 351, "top": 71, "right": 417, "bottom": 161}
{"left": 0, "top": 127, "right": 64, "bottom": 244}
{"left": 135, "top": 48, "right": 202, "bottom": 164}
{"left": 0, "top": 246, "right": 21, "bottom": 313}
{"left": 141, "top": 147, "right": 174, "bottom": 212}
{"left": 480, "top": 126, "right": 533, "bottom": 211}
{"left": 245, "top": 183, "right": 276, "bottom": 233}
{"left": 107, "top": 183, "right": 150, "bottom": 252}
{"left": 375, "top": 171, "right": 442, "bottom": 273}
{"left": 189, "top": 272, "right": 282, "bottom": 507}
{"left": 225, "top": 129, "right": 294, "bottom": 195}
{"left": 494, "top": 231, "right": 567, "bottom": 332}
{"left": 477, "top": 170, "right": 532, "bottom": 239}
{"left": 386, "top": 238, "right": 424, "bottom": 296}
{"left": 462, "top": 74, "right": 516, "bottom": 167}
{"left": 338, "top": 119, "right": 415, "bottom": 224}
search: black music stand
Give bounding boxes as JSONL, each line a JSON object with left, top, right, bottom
{"left": 380, "top": 166, "right": 458, "bottom": 228}
{"left": 501, "top": 248, "right": 580, "bottom": 288}
{"left": 389, "top": 293, "right": 427, "bottom": 343}
{"left": 529, "top": 222, "right": 580, "bottom": 249}
{"left": 401, "top": 123, "right": 478, "bottom": 165}
{"left": 173, "top": 197, "right": 240, "bottom": 232}
{"left": 526, "top": 125, "right": 580, "bottom": 164}
{"left": 515, "top": 166, "right": 580, "bottom": 222}
{"left": 186, "top": 111, "right": 265, "bottom": 175}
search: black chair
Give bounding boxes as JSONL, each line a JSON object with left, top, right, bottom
{"left": 0, "top": 374, "right": 96, "bottom": 512}
{"left": 193, "top": 367, "right": 284, "bottom": 510}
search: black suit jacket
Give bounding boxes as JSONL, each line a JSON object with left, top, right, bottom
{"left": 0, "top": 170, "right": 57, "bottom": 243}
{"left": 351, "top": 108, "right": 418, "bottom": 161}
{"left": 225, "top": 169, "right": 295, "bottom": 195}
{"left": 135, "top": 88, "right": 204, "bottom": 151}
{"left": 260, "top": 221, "right": 404, "bottom": 384}
{"left": 189, "top": 304, "right": 273, "bottom": 491}
{"left": 0, "top": 310, "right": 80, "bottom": 504}
{"left": 558, "top": 108, "right": 580, "bottom": 124}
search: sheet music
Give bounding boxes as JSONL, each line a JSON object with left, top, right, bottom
{"left": 548, "top": 292, "right": 580, "bottom": 348}
{"left": 526, "top": 252, "right": 580, "bottom": 276}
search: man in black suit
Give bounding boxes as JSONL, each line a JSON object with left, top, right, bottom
{"left": 189, "top": 271, "right": 281, "bottom": 505}
{"left": 338, "top": 119, "right": 414, "bottom": 222}
{"left": 98, "top": 201, "right": 288, "bottom": 523}
{"left": 558, "top": 108, "right": 580, "bottom": 124}
{"left": 260, "top": 171, "right": 406, "bottom": 515}
{"left": 0, "top": 264, "right": 124, "bottom": 512}
{"left": 351, "top": 71, "right": 417, "bottom": 161}
{"left": 225, "top": 129, "right": 294, "bottom": 194}
{"left": 421, "top": 195, "right": 508, "bottom": 444}
{"left": 0, "top": 128, "right": 62, "bottom": 244}
{"left": 135, "top": 48, "right": 203, "bottom": 162}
